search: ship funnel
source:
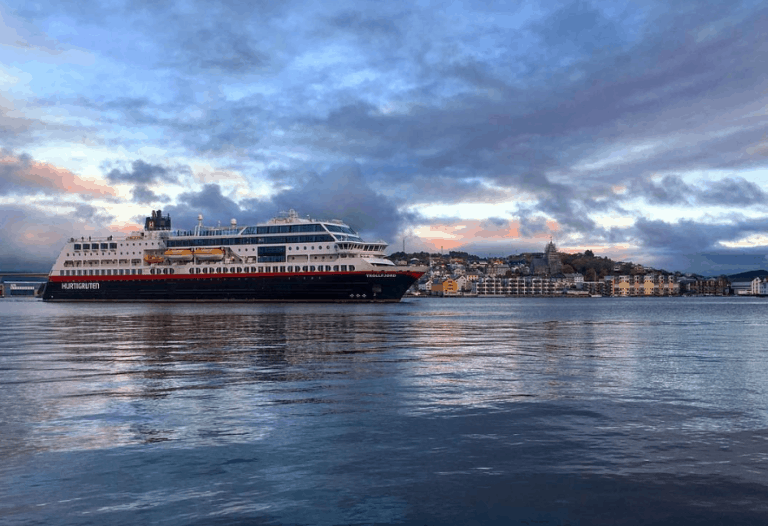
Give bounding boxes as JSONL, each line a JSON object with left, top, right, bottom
{"left": 198, "top": 214, "right": 203, "bottom": 227}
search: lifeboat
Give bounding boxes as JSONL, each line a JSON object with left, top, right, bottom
{"left": 144, "top": 254, "right": 164, "bottom": 265}
{"left": 164, "top": 248, "right": 194, "bottom": 261}
{"left": 193, "top": 247, "right": 224, "bottom": 261}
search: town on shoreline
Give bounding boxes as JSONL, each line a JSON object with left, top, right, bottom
{"left": 390, "top": 241, "right": 768, "bottom": 298}
{"left": 2, "top": 239, "right": 767, "bottom": 298}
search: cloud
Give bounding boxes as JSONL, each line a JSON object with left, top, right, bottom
{"left": 159, "top": 183, "right": 246, "bottom": 231}
{"left": 630, "top": 175, "right": 768, "bottom": 207}
{"left": 162, "top": 164, "right": 416, "bottom": 243}
{"left": 105, "top": 159, "right": 182, "bottom": 185}
{"left": 0, "top": 203, "right": 115, "bottom": 272}
{"left": 169, "top": 22, "right": 268, "bottom": 74}
{"left": 4, "top": 0, "right": 768, "bottom": 274}
{"left": 261, "top": 164, "right": 417, "bottom": 241}
{"left": 0, "top": 94, "right": 36, "bottom": 144}
{"left": 130, "top": 184, "right": 163, "bottom": 204}
{"left": 0, "top": 150, "right": 115, "bottom": 197}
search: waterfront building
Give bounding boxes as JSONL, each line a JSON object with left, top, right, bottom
{"left": 583, "top": 281, "right": 607, "bottom": 296}
{"left": 751, "top": 277, "right": 768, "bottom": 296}
{"left": 431, "top": 278, "right": 459, "bottom": 296}
{"left": 687, "top": 277, "right": 730, "bottom": 296}
{"left": 564, "top": 273, "right": 584, "bottom": 288}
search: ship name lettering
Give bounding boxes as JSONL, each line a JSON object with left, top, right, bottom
{"left": 367, "top": 274, "right": 395, "bottom": 278}
{"left": 62, "top": 282, "right": 100, "bottom": 290}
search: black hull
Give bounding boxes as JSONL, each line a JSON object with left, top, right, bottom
{"left": 42, "top": 271, "right": 422, "bottom": 302}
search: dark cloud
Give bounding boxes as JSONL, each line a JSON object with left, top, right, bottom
{"left": 131, "top": 185, "right": 163, "bottom": 204}
{"left": 106, "top": 160, "right": 180, "bottom": 185}
{"left": 605, "top": 215, "right": 768, "bottom": 273}
{"left": 536, "top": 1, "right": 627, "bottom": 55}
{"left": 164, "top": 164, "right": 417, "bottom": 243}
{"left": 631, "top": 175, "right": 768, "bottom": 207}
{"left": 632, "top": 216, "right": 768, "bottom": 254}
{"left": 263, "top": 164, "right": 418, "bottom": 241}
{"left": 167, "top": 23, "right": 268, "bottom": 74}
{"left": 700, "top": 177, "right": 768, "bottom": 206}
{"left": 160, "top": 184, "right": 246, "bottom": 231}
{"left": 322, "top": 9, "right": 405, "bottom": 42}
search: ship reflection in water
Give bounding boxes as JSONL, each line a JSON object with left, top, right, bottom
{"left": 2, "top": 298, "right": 768, "bottom": 525}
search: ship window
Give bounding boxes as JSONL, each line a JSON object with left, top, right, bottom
{"left": 333, "top": 265, "right": 339, "bottom": 271}
{"left": 110, "top": 243, "right": 117, "bottom": 249}
{"left": 169, "top": 268, "right": 174, "bottom": 274}
{"left": 280, "top": 266, "right": 285, "bottom": 273}
{"left": 74, "top": 244, "right": 81, "bottom": 250}
{"left": 137, "top": 269, "right": 142, "bottom": 275}
{"left": 341, "top": 265, "right": 347, "bottom": 271}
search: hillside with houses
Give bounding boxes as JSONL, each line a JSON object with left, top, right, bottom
{"left": 388, "top": 242, "right": 763, "bottom": 297}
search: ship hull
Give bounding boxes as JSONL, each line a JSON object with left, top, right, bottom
{"left": 42, "top": 270, "right": 422, "bottom": 302}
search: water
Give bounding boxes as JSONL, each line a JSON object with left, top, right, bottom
{"left": 1, "top": 297, "right": 768, "bottom": 525}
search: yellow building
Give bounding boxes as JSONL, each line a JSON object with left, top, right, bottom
{"left": 432, "top": 278, "right": 459, "bottom": 296}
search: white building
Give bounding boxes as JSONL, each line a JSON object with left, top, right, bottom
{"left": 751, "top": 277, "right": 768, "bottom": 296}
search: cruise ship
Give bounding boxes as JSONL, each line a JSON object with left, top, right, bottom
{"left": 42, "top": 210, "right": 425, "bottom": 302}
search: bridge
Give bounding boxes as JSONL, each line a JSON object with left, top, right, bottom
{"left": 0, "top": 272, "right": 49, "bottom": 281}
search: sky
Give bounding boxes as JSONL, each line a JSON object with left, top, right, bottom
{"left": 2, "top": 0, "right": 768, "bottom": 275}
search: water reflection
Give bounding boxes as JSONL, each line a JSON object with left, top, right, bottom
{"left": 2, "top": 299, "right": 768, "bottom": 525}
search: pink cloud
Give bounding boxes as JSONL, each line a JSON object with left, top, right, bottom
{"left": 415, "top": 218, "right": 525, "bottom": 251}
{"left": 0, "top": 153, "right": 116, "bottom": 197}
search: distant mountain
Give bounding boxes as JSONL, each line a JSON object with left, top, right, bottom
{"left": 726, "top": 269, "right": 768, "bottom": 282}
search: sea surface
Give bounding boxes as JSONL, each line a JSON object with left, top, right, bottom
{"left": 1, "top": 297, "right": 768, "bottom": 525}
